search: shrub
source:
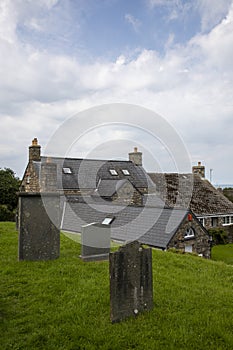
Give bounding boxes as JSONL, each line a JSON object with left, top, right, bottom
{"left": 0, "top": 205, "right": 15, "bottom": 222}
{"left": 208, "top": 228, "right": 228, "bottom": 245}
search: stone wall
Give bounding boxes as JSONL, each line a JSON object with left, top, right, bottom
{"left": 20, "top": 162, "right": 40, "bottom": 193}
{"left": 168, "top": 214, "right": 211, "bottom": 258}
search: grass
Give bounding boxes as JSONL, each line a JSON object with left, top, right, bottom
{"left": 0, "top": 222, "right": 233, "bottom": 350}
{"left": 212, "top": 244, "right": 233, "bottom": 265}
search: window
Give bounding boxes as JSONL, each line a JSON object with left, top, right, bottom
{"left": 211, "top": 217, "right": 218, "bottom": 227}
{"left": 109, "top": 169, "right": 118, "bottom": 176}
{"left": 185, "top": 245, "right": 193, "bottom": 253}
{"left": 199, "top": 218, "right": 205, "bottom": 226}
{"left": 122, "top": 169, "right": 130, "bottom": 175}
{"left": 222, "top": 216, "right": 233, "bottom": 225}
{"left": 102, "top": 217, "right": 114, "bottom": 225}
{"left": 184, "top": 227, "right": 195, "bottom": 239}
{"left": 63, "top": 167, "right": 72, "bottom": 174}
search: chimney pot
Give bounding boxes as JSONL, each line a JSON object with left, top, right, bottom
{"left": 32, "top": 138, "right": 38, "bottom": 146}
{"left": 134, "top": 147, "right": 138, "bottom": 153}
{"left": 198, "top": 161, "right": 201, "bottom": 166}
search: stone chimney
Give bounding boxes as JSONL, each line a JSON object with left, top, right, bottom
{"left": 29, "top": 138, "right": 41, "bottom": 162}
{"left": 129, "top": 147, "right": 142, "bottom": 166}
{"left": 192, "top": 161, "right": 205, "bottom": 178}
{"left": 40, "top": 157, "right": 57, "bottom": 192}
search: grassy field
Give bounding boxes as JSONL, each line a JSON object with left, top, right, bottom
{"left": 1, "top": 222, "right": 233, "bottom": 350}
{"left": 212, "top": 244, "right": 233, "bottom": 265}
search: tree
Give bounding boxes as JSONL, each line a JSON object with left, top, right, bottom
{"left": 0, "top": 168, "right": 20, "bottom": 221}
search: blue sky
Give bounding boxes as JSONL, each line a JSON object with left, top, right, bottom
{"left": 0, "top": 0, "right": 233, "bottom": 183}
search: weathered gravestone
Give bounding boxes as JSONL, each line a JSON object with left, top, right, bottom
{"left": 109, "top": 241, "right": 153, "bottom": 323}
{"left": 80, "top": 223, "right": 110, "bottom": 261}
{"left": 18, "top": 192, "right": 60, "bottom": 261}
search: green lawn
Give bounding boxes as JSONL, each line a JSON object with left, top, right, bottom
{"left": 1, "top": 222, "right": 233, "bottom": 350}
{"left": 212, "top": 244, "right": 233, "bottom": 265}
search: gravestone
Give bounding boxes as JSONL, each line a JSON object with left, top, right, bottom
{"left": 109, "top": 241, "right": 153, "bottom": 323}
{"left": 18, "top": 192, "right": 60, "bottom": 261}
{"left": 80, "top": 223, "right": 110, "bottom": 261}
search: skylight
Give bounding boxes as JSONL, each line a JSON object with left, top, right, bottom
{"left": 109, "top": 169, "right": 118, "bottom": 176}
{"left": 102, "top": 217, "right": 114, "bottom": 225}
{"left": 63, "top": 167, "right": 72, "bottom": 174}
{"left": 122, "top": 169, "right": 130, "bottom": 175}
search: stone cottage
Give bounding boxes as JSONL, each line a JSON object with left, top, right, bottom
{"left": 20, "top": 139, "right": 211, "bottom": 257}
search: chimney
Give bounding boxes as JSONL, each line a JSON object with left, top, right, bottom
{"left": 129, "top": 147, "right": 142, "bottom": 166}
{"left": 192, "top": 161, "right": 205, "bottom": 178}
{"left": 29, "top": 138, "right": 41, "bottom": 162}
{"left": 40, "top": 158, "right": 57, "bottom": 192}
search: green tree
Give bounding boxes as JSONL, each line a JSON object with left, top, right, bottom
{"left": 0, "top": 168, "right": 20, "bottom": 221}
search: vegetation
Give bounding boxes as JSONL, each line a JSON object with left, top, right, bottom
{"left": 212, "top": 244, "right": 233, "bottom": 265}
{"left": 223, "top": 187, "right": 233, "bottom": 203}
{"left": 0, "top": 168, "right": 20, "bottom": 221}
{"left": 1, "top": 222, "right": 233, "bottom": 350}
{"left": 208, "top": 227, "right": 228, "bottom": 245}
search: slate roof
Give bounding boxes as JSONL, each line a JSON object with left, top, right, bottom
{"left": 94, "top": 179, "right": 130, "bottom": 197}
{"left": 61, "top": 198, "right": 188, "bottom": 249}
{"left": 33, "top": 156, "right": 155, "bottom": 192}
{"left": 148, "top": 173, "right": 233, "bottom": 216}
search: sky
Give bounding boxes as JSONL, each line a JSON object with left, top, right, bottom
{"left": 0, "top": 0, "right": 233, "bottom": 184}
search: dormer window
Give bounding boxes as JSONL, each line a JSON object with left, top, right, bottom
{"left": 102, "top": 217, "right": 114, "bottom": 225}
{"left": 109, "top": 169, "right": 118, "bottom": 176}
{"left": 184, "top": 227, "right": 195, "bottom": 239}
{"left": 122, "top": 169, "right": 130, "bottom": 175}
{"left": 63, "top": 167, "right": 72, "bottom": 174}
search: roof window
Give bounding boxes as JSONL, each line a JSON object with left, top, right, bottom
{"left": 109, "top": 169, "right": 118, "bottom": 176}
{"left": 122, "top": 169, "right": 130, "bottom": 175}
{"left": 63, "top": 167, "right": 72, "bottom": 174}
{"left": 102, "top": 217, "right": 114, "bottom": 225}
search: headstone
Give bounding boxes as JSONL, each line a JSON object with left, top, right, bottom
{"left": 80, "top": 223, "right": 110, "bottom": 261}
{"left": 109, "top": 241, "right": 153, "bottom": 323}
{"left": 18, "top": 192, "right": 60, "bottom": 261}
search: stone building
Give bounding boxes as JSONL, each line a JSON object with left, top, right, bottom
{"left": 20, "top": 139, "right": 212, "bottom": 257}
{"left": 149, "top": 165, "right": 233, "bottom": 243}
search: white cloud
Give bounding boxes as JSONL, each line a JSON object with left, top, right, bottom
{"left": 125, "top": 13, "right": 141, "bottom": 32}
{"left": 196, "top": 0, "right": 232, "bottom": 31}
{"left": 0, "top": 1, "right": 233, "bottom": 182}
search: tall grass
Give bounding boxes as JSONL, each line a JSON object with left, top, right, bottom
{"left": 1, "top": 222, "right": 233, "bottom": 349}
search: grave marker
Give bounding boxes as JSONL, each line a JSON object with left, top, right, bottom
{"left": 109, "top": 241, "right": 153, "bottom": 323}
{"left": 80, "top": 223, "right": 110, "bottom": 261}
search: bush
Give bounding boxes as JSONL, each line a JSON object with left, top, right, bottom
{"left": 0, "top": 205, "right": 15, "bottom": 222}
{"left": 208, "top": 228, "right": 228, "bottom": 245}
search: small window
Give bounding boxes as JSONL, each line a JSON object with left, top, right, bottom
{"left": 223, "top": 216, "right": 233, "bottom": 225}
{"left": 184, "top": 227, "right": 195, "bottom": 239}
{"left": 122, "top": 169, "right": 130, "bottom": 175}
{"left": 211, "top": 217, "right": 218, "bottom": 227}
{"left": 199, "top": 218, "right": 205, "bottom": 226}
{"left": 109, "top": 169, "right": 118, "bottom": 176}
{"left": 63, "top": 167, "right": 72, "bottom": 174}
{"left": 185, "top": 245, "right": 192, "bottom": 253}
{"left": 102, "top": 217, "right": 114, "bottom": 225}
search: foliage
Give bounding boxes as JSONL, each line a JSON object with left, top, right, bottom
{"left": 208, "top": 227, "right": 228, "bottom": 245}
{"left": 212, "top": 244, "right": 233, "bottom": 265}
{"left": 0, "top": 168, "right": 20, "bottom": 221}
{"left": 1, "top": 222, "right": 233, "bottom": 350}
{"left": 223, "top": 187, "right": 233, "bottom": 203}
{"left": 0, "top": 205, "right": 15, "bottom": 221}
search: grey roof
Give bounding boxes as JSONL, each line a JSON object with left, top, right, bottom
{"left": 95, "top": 179, "right": 129, "bottom": 197}
{"left": 148, "top": 173, "right": 233, "bottom": 216}
{"left": 61, "top": 199, "right": 188, "bottom": 249}
{"left": 33, "top": 157, "right": 154, "bottom": 192}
